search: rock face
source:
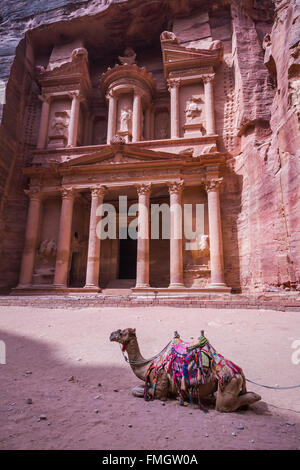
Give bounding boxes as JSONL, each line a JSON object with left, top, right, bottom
{"left": 0, "top": 0, "right": 299, "bottom": 294}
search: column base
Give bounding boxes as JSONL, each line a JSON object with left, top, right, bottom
{"left": 83, "top": 285, "right": 102, "bottom": 293}
{"left": 209, "top": 282, "right": 231, "bottom": 292}
{"left": 169, "top": 283, "right": 185, "bottom": 289}
{"left": 15, "top": 284, "right": 31, "bottom": 289}
{"left": 52, "top": 284, "right": 68, "bottom": 289}
{"left": 134, "top": 284, "right": 150, "bottom": 289}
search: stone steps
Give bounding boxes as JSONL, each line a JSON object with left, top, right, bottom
{"left": 0, "top": 294, "right": 300, "bottom": 312}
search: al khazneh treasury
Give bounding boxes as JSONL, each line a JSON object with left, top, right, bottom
{"left": 0, "top": 0, "right": 299, "bottom": 298}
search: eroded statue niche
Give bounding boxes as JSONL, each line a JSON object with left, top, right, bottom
{"left": 33, "top": 239, "right": 57, "bottom": 285}
{"left": 48, "top": 111, "right": 70, "bottom": 148}
{"left": 184, "top": 234, "right": 210, "bottom": 288}
{"left": 154, "top": 108, "right": 170, "bottom": 140}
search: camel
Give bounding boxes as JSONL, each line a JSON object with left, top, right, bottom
{"left": 110, "top": 328, "right": 261, "bottom": 412}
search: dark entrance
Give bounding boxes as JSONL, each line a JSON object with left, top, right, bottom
{"left": 118, "top": 238, "right": 137, "bottom": 279}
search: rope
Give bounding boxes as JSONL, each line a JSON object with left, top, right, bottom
{"left": 246, "top": 378, "right": 300, "bottom": 390}
{"left": 120, "top": 340, "right": 172, "bottom": 366}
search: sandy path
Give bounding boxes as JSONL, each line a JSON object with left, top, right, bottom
{"left": 0, "top": 305, "right": 299, "bottom": 450}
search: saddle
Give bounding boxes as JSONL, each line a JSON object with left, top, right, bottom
{"left": 144, "top": 335, "right": 242, "bottom": 402}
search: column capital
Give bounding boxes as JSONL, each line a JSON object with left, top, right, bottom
{"left": 167, "top": 78, "right": 181, "bottom": 90}
{"left": 202, "top": 74, "right": 215, "bottom": 84}
{"left": 90, "top": 186, "right": 107, "bottom": 198}
{"left": 136, "top": 183, "right": 152, "bottom": 196}
{"left": 133, "top": 87, "right": 144, "bottom": 98}
{"left": 24, "top": 186, "right": 42, "bottom": 201}
{"left": 168, "top": 180, "right": 184, "bottom": 195}
{"left": 61, "top": 187, "right": 77, "bottom": 200}
{"left": 38, "top": 94, "right": 51, "bottom": 104}
{"left": 204, "top": 177, "right": 223, "bottom": 192}
{"left": 68, "top": 91, "right": 84, "bottom": 102}
{"left": 106, "top": 89, "right": 116, "bottom": 100}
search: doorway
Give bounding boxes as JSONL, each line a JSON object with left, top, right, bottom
{"left": 118, "top": 238, "right": 137, "bottom": 279}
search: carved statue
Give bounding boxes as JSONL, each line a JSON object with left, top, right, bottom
{"left": 185, "top": 97, "right": 203, "bottom": 121}
{"left": 118, "top": 47, "right": 137, "bottom": 65}
{"left": 39, "top": 239, "right": 57, "bottom": 258}
{"left": 71, "top": 47, "right": 88, "bottom": 62}
{"left": 120, "top": 108, "right": 133, "bottom": 132}
{"left": 209, "top": 40, "right": 223, "bottom": 50}
{"left": 185, "top": 96, "right": 203, "bottom": 124}
{"left": 197, "top": 234, "right": 210, "bottom": 256}
{"left": 160, "top": 31, "right": 179, "bottom": 44}
{"left": 50, "top": 111, "right": 70, "bottom": 136}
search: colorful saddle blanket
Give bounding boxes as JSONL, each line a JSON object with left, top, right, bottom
{"left": 144, "top": 337, "right": 242, "bottom": 401}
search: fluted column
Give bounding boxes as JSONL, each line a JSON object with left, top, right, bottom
{"left": 18, "top": 187, "right": 42, "bottom": 287}
{"left": 68, "top": 92, "right": 81, "bottom": 147}
{"left": 135, "top": 183, "right": 151, "bottom": 288}
{"left": 205, "top": 178, "right": 227, "bottom": 288}
{"left": 168, "top": 181, "right": 184, "bottom": 288}
{"left": 84, "top": 186, "right": 107, "bottom": 290}
{"left": 106, "top": 90, "right": 117, "bottom": 144}
{"left": 203, "top": 75, "right": 216, "bottom": 135}
{"left": 132, "top": 90, "right": 142, "bottom": 142}
{"left": 53, "top": 188, "right": 76, "bottom": 288}
{"left": 37, "top": 95, "right": 51, "bottom": 149}
{"left": 168, "top": 79, "right": 181, "bottom": 139}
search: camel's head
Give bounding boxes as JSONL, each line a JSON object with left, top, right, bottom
{"left": 110, "top": 328, "right": 137, "bottom": 351}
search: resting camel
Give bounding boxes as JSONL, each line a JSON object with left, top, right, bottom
{"left": 110, "top": 328, "right": 261, "bottom": 412}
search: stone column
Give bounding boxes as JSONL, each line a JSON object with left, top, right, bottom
{"left": 135, "top": 183, "right": 151, "bottom": 288}
{"left": 84, "top": 186, "right": 107, "bottom": 290}
{"left": 132, "top": 90, "right": 142, "bottom": 142}
{"left": 144, "top": 106, "right": 151, "bottom": 140}
{"left": 203, "top": 75, "right": 216, "bottom": 135}
{"left": 168, "top": 181, "right": 184, "bottom": 288}
{"left": 53, "top": 188, "right": 76, "bottom": 288}
{"left": 205, "top": 178, "right": 227, "bottom": 288}
{"left": 68, "top": 92, "right": 81, "bottom": 147}
{"left": 37, "top": 95, "right": 51, "bottom": 149}
{"left": 83, "top": 110, "right": 92, "bottom": 146}
{"left": 106, "top": 90, "right": 117, "bottom": 144}
{"left": 18, "top": 187, "right": 42, "bottom": 287}
{"left": 168, "top": 79, "right": 181, "bottom": 139}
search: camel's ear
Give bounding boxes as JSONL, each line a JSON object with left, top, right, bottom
{"left": 132, "top": 328, "right": 136, "bottom": 335}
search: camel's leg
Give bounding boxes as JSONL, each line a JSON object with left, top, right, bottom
{"left": 132, "top": 385, "right": 145, "bottom": 398}
{"left": 232, "top": 391, "right": 262, "bottom": 410}
{"left": 154, "top": 369, "right": 169, "bottom": 401}
{"left": 216, "top": 375, "right": 261, "bottom": 412}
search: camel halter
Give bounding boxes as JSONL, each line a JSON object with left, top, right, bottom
{"left": 119, "top": 340, "right": 172, "bottom": 366}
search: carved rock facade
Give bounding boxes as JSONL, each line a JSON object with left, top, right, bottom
{"left": 0, "top": 0, "right": 299, "bottom": 296}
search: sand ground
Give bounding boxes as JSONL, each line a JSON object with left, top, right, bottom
{"left": 0, "top": 305, "right": 300, "bottom": 450}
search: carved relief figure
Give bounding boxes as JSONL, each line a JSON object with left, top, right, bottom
{"left": 160, "top": 31, "right": 179, "bottom": 44}
{"left": 120, "top": 108, "right": 133, "bottom": 132}
{"left": 50, "top": 111, "right": 70, "bottom": 136}
{"left": 39, "top": 239, "right": 57, "bottom": 258}
{"left": 155, "top": 110, "right": 170, "bottom": 139}
{"left": 33, "top": 239, "right": 57, "bottom": 284}
{"left": 185, "top": 96, "right": 203, "bottom": 123}
{"left": 118, "top": 47, "right": 137, "bottom": 65}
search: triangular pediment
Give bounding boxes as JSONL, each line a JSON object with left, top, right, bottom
{"left": 59, "top": 144, "right": 181, "bottom": 168}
